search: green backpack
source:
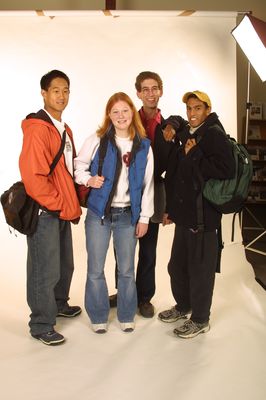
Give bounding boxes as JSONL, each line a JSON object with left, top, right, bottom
{"left": 202, "top": 136, "right": 253, "bottom": 214}
{"left": 195, "top": 133, "right": 253, "bottom": 269}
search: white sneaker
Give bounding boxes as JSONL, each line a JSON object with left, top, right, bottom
{"left": 92, "top": 323, "right": 107, "bottom": 334}
{"left": 120, "top": 322, "right": 135, "bottom": 332}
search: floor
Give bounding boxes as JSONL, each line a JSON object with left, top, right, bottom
{"left": 0, "top": 216, "right": 265, "bottom": 400}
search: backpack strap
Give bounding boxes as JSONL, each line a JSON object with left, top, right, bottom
{"left": 193, "top": 134, "right": 224, "bottom": 271}
{"left": 49, "top": 130, "right": 66, "bottom": 175}
{"left": 231, "top": 212, "right": 241, "bottom": 242}
{"left": 97, "top": 135, "right": 108, "bottom": 176}
{"left": 216, "top": 224, "right": 224, "bottom": 273}
{"left": 194, "top": 155, "right": 224, "bottom": 272}
{"left": 27, "top": 111, "right": 67, "bottom": 176}
{"left": 195, "top": 170, "right": 205, "bottom": 262}
{"left": 37, "top": 130, "right": 67, "bottom": 216}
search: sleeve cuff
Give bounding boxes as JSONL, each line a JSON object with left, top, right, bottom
{"left": 139, "top": 216, "right": 150, "bottom": 224}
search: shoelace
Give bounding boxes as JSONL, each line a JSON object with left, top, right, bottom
{"left": 182, "top": 320, "right": 195, "bottom": 329}
{"left": 163, "top": 307, "right": 177, "bottom": 317}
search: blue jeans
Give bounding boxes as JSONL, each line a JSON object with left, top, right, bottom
{"left": 85, "top": 207, "right": 137, "bottom": 324}
{"left": 113, "top": 221, "right": 159, "bottom": 304}
{"left": 27, "top": 212, "right": 74, "bottom": 335}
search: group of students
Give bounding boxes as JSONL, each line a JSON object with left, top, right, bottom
{"left": 19, "top": 69, "right": 235, "bottom": 346}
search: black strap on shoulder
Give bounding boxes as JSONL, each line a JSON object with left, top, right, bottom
{"left": 27, "top": 110, "right": 67, "bottom": 176}
{"left": 194, "top": 127, "right": 226, "bottom": 271}
{"left": 195, "top": 195, "right": 205, "bottom": 263}
{"left": 49, "top": 130, "right": 66, "bottom": 175}
{"left": 231, "top": 212, "right": 240, "bottom": 242}
{"left": 216, "top": 224, "right": 224, "bottom": 273}
{"left": 97, "top": 135, "right": 108, "bottom": 176}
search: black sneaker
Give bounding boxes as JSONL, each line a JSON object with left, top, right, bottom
{"left": 109, "top": 293, "right": 118, "bottom": 308}
{"left": 32, "top": 330, "right": 65, "bottom": 345}
{"left": 139, "top": 302, "right": 155, "bottom": 318}
{"left": 57, "top": 305, "right": 82, "bottom": 318}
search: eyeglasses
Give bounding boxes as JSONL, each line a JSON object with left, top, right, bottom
{"left": 141, "top": 87, "right": 160, "bottom": 95}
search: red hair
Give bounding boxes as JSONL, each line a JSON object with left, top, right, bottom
{"left": 97, "top": 92, "right": 146, "bottom": 140}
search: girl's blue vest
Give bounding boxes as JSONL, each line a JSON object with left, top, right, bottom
{"left": 88, "top": 135, "right": 150, "bottom": 225}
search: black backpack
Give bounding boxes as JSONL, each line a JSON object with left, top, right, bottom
{"left": 1, "top": 130, "right": 66, "bottom": 235}
{"left": 1, "top": 181, "right": 40, "bottom": 235}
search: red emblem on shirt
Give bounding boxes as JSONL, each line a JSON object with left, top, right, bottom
{"left": 123, "top": 152, "right": 131, "bottom": 167}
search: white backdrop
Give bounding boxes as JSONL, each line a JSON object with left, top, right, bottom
{"left": 0, "top": 14, "right": 238, "bottom": 240}
{"left": 1, "top": 16, "right": 266, "bottom": 400}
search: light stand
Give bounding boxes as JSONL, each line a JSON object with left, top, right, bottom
{"left": 245, "top": 61, "right": 251, "bottom": 145}
{"left": 232, "top": 14, "right": 266, "bottom": 256}
{"left": 232, "top": 13, "right": 266, "bottom": 144}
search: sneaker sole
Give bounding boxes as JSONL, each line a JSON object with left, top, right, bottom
{"left": 140, "top": 312, "right": 154, "bottom": 319}
{"left": 174, "top": 324, "right": 210, "bottom": 339}
{"left": 92, "top": 323, "right": 108, "bottom": 334}
{"left": 57, "top": 310, "right": 82, "bottom": 318}
{"left": 120, "top": 322, "right": 135, "bottom": 332}
{"left": 32, "top": 336, "right": 65, "bottom": 345}
{"left": 94, "top": 329, "right": 107, "bottom": 334}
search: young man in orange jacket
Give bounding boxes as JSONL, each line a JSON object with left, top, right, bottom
{"left": 19, "top": 70, "right": 82, "bottom": 345}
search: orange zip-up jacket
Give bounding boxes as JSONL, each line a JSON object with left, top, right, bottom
{"left": 19, "top": 110, "right": 81, "bottom": 221}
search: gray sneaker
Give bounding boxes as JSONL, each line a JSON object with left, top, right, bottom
{"left": 173, "top": 319, "right": 210, "bottom": 339}
{"left": 158, "top": 306, "right": 189, "bottom": 323}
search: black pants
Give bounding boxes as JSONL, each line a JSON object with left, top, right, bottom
{"left": 114, "top": 221, "right": 159, "bottom": 304}
{"left": 168, "top": 225, "right": 218, "bottom": 323}
{"left": 136, "top": 221, "right": 159, "bottom": 304}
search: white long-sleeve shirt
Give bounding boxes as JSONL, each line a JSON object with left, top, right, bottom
{"left": 74, "top": 133, "right": 154, "bottom": 224}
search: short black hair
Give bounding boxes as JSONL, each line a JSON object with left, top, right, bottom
{"left": 40, "top": 70, "right": 70, "bottom": 91}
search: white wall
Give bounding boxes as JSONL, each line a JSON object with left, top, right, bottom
{"left": 0, "top": 14, "right": 238, "bottom": 243}
{"left": 1, "top": 1, "right": 265, "bottom": 141}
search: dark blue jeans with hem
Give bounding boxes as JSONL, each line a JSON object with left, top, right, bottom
{"left": 26, "top": 212, "right": 74, "bottom": 335}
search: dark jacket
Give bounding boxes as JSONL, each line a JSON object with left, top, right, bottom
{"left": 153, "top": 117, "right": 171, "bottom": 183}
{"left": 154, "top": 115, "right": 187, "bottom": 182}
{"left": 165, "top": 113, "right": 235, "bottom": 231}
{"left": 142, "top": 114, "right": 178, "bottom": 223}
